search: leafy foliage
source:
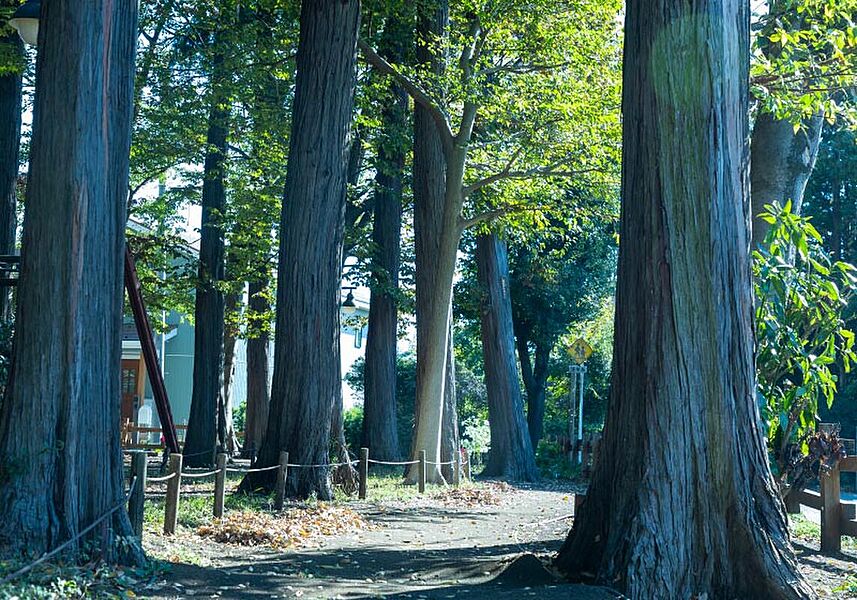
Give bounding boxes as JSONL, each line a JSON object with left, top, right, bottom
{"left": 751, "top": 0, "right": 857, "bottom": 125}
{"left": 754, "top": 202, "right": 857, "bottom": 478}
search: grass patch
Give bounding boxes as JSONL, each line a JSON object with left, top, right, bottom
{"left": 788, "top": 513, "right": 857, "bottom": 550}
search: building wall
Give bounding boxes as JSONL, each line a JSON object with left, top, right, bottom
{"left": 129, "top": 307, "right": 369, "bottom": 430}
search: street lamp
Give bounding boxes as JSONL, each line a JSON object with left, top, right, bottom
{"left": 341, "top": 288, "right": 357, "bottom": 315}
{"left": 8, "top": 0, "right": 41, "bottom": 46}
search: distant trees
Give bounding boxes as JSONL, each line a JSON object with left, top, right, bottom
{"left": 475, "top": 233, "right": 538, "bottom": 481}
{"left": 0, "top": 0, "right": 143, "bottom": 564}
{"left": 359, "top": 0, "right": 621, "bottom": 482}
{"left": 361, "top": 11, "right": 411, "bottom": 462}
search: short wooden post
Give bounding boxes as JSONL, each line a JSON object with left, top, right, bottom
{"left": 463, "top": 448, "right": 471, "bottom": 481}
{"left": 274, "top": 451, "right": 289, "bottom": 510}
{"left": 359, "top": 448, "right": 369, "bottom": 500}
{"left": 213, "top": 452, "right": 227, "bottom": 518}
{"left": 128, "top": 450, "right": 147, "bottom": 537}
{"left": 418, "top": 450, "right": 426, "bottom": 493}
{"left": 163, "top": 453, "right": 182, "bottom": 535}
{"left": 821, "top": 464, "right": 842, "bottom": 553}
{"left": 453, "top": 451, "right": 460, "bottom": 487}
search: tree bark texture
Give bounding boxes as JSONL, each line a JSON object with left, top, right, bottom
{"left": 242, "top": 0, "right": 360, "bottom": 500}
{"left": 219, "top": 285, "right": 242, "bottom": 456}
{"left": 407, "top": 0, "right": 463, "bottom": 484}
{"left": 514, "top": 323, "right": 551, "bottom": 450}
{"left": 184, "top": 47, "right": 229, "bottom": 468}
{"left": 440, "top": 321, "right": 458, "bottom": 482}
{"left": 554, "top": 3, "right": 812, "bottom": 598}
{"left": 244, "top": 278, "right": 270, "bottom": 459}
{"left": 0, "top": 0, "right": 143, "bottom": 564}
{"left": 0, "top": 27, "right": 21, "bottom": 321}
{"left": 476, "top": 234, "right": 538, "bottom": 481}
{"left": 362, "top": 21, "right": 409, "bottom": 462}
{"left": 750, "top": 111, "right": 823, "bottom": 246}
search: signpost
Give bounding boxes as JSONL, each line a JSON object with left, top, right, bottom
{"left": 568, "top": 338, "right": 592, "bottom": 464}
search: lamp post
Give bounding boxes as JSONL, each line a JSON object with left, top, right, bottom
{"left": 341, "top": 287, "right": 357, "bottom": 315}
{"left": 8, "top": 0, "right": 40, "bottom": 46}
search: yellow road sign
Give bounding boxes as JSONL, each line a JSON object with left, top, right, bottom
{"left": 569, "top": 338, "right": 593, "bottom": 364}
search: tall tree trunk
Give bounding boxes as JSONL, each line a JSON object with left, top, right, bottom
{"left": 440, "top": 321, "right": 458, "bottom": 481}
{"left": 184, "top": 46, "right": 230, "bottom": 468}
{"left": 514, "top": 323, "right": 551, "bottom": 450}
{"left": 0, "top": 0, "right": 143, "bottom": 563}
{"left": 362, "top": 22, "right": 409, "bottom": 462}
{"left": 476, "top": 234, "right": 538, "bottom": 481}
{"left": 241, "top": 0, "right": 360, "bottom": 500}
{"left": 0, "top": 26, "right": 22, "bottom": 321}
{"left": 750, "top": 112, "right": 824, "bottom": 246}
{"left": 555, "top": 2, "right": 812, "bottom": 597}
{"left": 219, "top": 285, "right": 242, "bottom": 456}
{"left": 244, "top": 278, "right": 270, "bottom": 460}
{"left": 407, "top": 0, "right": 457, "bottom": 484}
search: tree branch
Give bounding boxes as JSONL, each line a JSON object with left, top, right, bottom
{"left": 357, "top": 38, "right": 454, "bottom": 155}
{"left": 463, "top": 162, "right": 608, "bottom": 198}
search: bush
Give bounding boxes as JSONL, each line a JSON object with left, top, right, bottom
{"left": 343, "top": 405, "right": 363, "bottom": 453}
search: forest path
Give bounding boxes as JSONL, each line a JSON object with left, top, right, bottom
{"left": 141, "top": 480, "right": 857, "bottom": 599}
{"left": 142, "top": 481, "right": 621, "bottom": 599}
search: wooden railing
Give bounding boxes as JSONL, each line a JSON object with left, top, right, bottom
{"left": 787, "top": 456, "right": 857, "bottom": 552}
{"left": 121, "top": 419, "right": 187, "bottom": 450}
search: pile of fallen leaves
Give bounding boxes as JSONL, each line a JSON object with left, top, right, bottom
{"left": 431, "top": 482, "right": 512, "bottom": 507}
{"left": 196, "top": 505, "right": 375, "bottom": 550}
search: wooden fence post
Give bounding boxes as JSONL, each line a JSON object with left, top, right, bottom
{"left": 128, "top": 450, "right": 147, "bottom": 537}
{"left": 463, "top": 448, "right": 471, "bottom": 481}
{"left": 274, "top": 451, "right": 289, "bottom": 510}
{"left": 453, "top": 450, "right": 460, "bottom": 487}
{"left": 163, "top": 453, "right": 182, "bottom": 535}
{"left": 213, "top": 452, "right": 227, "bottom": 518}
{"left": 418, "top": 450, "right": 426, "bottom": 494}
{"left": 359, "top": 448, "right": 369, "bottom": 500}
{"left": 821, "top": 464, "right": 842, "bottom": 553}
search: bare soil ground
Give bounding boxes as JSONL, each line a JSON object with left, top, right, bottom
{"left": 136, "top": 480, "right": 857, "bottom": 600}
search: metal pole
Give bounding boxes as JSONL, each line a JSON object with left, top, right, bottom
{"left": 577, "top": 365, "right": 586, "bottom": 464}
{"left": 568, "top": 366, "right": 576, "bottom": 463}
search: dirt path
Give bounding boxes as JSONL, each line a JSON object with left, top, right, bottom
{"left": 141, "top": 482, "right": 621, "bottom": 599}
{"left": 139, "top": 481, "right": 857, "bottom": 599}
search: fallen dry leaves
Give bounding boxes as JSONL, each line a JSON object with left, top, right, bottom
{"left": 196, "top": 505, "right": 376, "bottom": 550}
{"left": 430, "top": 482, "right": 513, "bottom": 507}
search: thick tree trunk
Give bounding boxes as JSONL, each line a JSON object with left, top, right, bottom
{"left": 0, "top": 27, "right": 22, "bottom": 321}
{"left": 0, "top": 0, "right": 143, "bottom": 564}
{"left": 477, "top": 234, "right": 538, "bottom": 481}
{"left": 184, "top": 47, "right": 229, "bottom": 468}
{"left": 515, "top": 324, "right": 551, "bottom": 450}
{"left": 244, "top": 278, "right": 270, "bottom": 460}
{"left": 362, "top": 40, "right": 407, "bottom": 461}
{"left": 407, "top": 0, "right": 460, "bottom": 484}
{"left": 241, "top": 0, "right": 360, "bottom": 500}
{"left": 554, "top": 3, "right": 812, "bottom": 598}
{"left": 219, "top": 287, "right": 242, "bottom": 456}
{"left": 750, "top": 111, "right": 824, "bottom": 246}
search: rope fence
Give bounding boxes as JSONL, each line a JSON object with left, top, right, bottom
{"left": 0, "top": 477, "right": 138, "bottom": 585}
{"left": 122, "top": 445, "right": 473, "bottom": 537}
